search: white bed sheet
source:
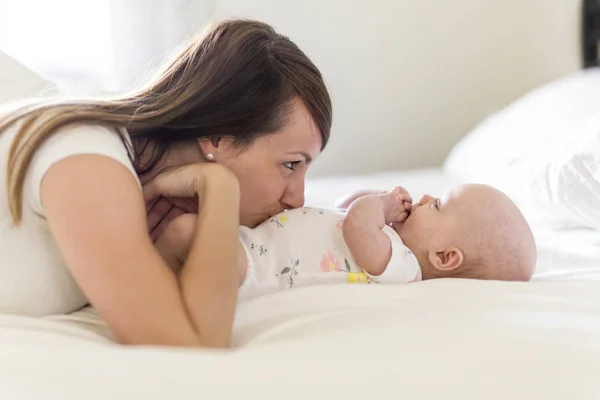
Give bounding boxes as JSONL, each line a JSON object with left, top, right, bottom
{"left": 1, "top": 168, "right": 600, "bottom": 399}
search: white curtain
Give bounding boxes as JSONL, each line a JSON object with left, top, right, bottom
{"left": 0, "top": 0, "right": 214, "bottom": 91}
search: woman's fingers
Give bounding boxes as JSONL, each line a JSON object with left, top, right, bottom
{"left": 169, "top": 196, "right": 199, "bottom": 214}
{"left": 147, "top": 196, "right": 197, "bottom": 236}
{"left": 150, "top": 206, "right": 188, "bottom": 243}
{"left": 147, "top": 197, "right": 176, "bottom": 232}
{"left": 147, "top": 196, "right": 199, "bottom": 241}
{"left": 145, "top": 197, "right": 161, "bottom": 212}
{"left": 143, "top": 179, "right": 162, "bottom": 202}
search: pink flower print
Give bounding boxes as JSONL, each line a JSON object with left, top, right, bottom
{"left": 336, "top": 220, "right": 343, "bottom": 230}
{"left": 320, "top": 251, "right": 341, "bottom": 272}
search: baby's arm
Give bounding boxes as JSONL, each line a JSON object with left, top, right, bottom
{"left": 342, "top": 187, "right": 411, "bottom": 276}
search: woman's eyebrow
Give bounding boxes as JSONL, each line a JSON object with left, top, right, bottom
{"left": 286, "top": 151, "right": 313, "bottom": 163}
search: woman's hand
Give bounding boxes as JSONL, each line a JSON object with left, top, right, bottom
{"left": 154, "top": 214, "right": 197, "bottom": 275}
{"left": 145, "top": 162, "right": 241, "bottom": 347}
{"left": 144, "top": 163, "right": 239, "bottom": 242}
{"left": 146, "top": 197, "right": 198, "bottom": 243}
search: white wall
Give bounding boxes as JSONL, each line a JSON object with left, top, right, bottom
{"left": 0, "top": 0, "right": 216, "bottom": 91}
{"left": 0, "top": 0, "right": 582, "bottom": 176}
{"left": 108, "top": 0, "right": 215, "bottom": 89}
{"left": 214, "top": 0, "right": 581, "bottom": 177}
{"left": 0, "top": 0, "right": 114, "bottom": 88}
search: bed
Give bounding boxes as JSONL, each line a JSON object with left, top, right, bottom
{"left": 1, "top": 171, "right": 600, "bottom": 399}
{"left": 2, "top": 3, "right": 600, "bottom": 399}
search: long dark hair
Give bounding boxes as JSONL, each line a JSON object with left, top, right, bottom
{"left": 1, "top": 19, "right": 332, "bottom": 223}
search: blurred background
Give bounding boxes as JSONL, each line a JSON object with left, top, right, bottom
{"left": 0, "top": 0, "right": 582, "bottom": 176}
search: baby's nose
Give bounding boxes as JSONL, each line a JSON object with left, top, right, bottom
{"left": 418, "top": 194, "right": 434, "bottom": 206}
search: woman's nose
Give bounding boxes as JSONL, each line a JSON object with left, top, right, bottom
{"left": 281, "top": 182, "right": 305, "bottom": 210}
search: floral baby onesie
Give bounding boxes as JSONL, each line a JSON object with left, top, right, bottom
{"left": 237, "top": 207, "right": 422, "bottom": 300}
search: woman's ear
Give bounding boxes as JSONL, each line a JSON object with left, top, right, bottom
{"left": 198, "top": 137, "right": 219, "bottom": 158}
{"left": 428, "top": 247, "right": 464, "bottom": 272}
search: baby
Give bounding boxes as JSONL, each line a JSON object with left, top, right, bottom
{"left": 157, "top": 184, "right": 537, "bottom": 299}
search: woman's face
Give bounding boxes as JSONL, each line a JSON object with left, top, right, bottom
{"left": 213, "top": 98, "right": 323, "bottom": 227}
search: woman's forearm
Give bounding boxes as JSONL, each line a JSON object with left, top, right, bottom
{"left": 179, "top": 174, "right": 240, "bottom": 348}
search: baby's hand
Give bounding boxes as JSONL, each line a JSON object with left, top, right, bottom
{"left": 380, "top": 186, "right": 412, "bottom": 225}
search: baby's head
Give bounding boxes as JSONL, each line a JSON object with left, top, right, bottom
{"left": 396, "top": 184, "right": 536, "bottom": 281}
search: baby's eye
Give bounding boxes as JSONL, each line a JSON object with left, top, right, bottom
{"left": 430, "top": 199, "right": 440, "bottom": 210}
{"left": 283, "top": 161, "right": 301, "bottom": 171}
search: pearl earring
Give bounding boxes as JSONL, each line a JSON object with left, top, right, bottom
{"left": 206, "top": 153, "right": 214, "bottom": 161}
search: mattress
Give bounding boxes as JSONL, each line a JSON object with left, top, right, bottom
{"left": 1, "top": 168, "right": 600, "bottom": 399}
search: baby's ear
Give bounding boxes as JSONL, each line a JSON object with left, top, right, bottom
{"left": 428, "top": 247, "right": 464, "bottom": 272}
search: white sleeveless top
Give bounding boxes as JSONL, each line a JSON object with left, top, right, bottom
{"left": 0, "top": 108, "right": 140, "bottom": 316}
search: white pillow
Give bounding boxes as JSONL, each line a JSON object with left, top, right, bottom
{"left": 443, "top": 68, "right": 600, "bottom": 206}
{"left": 518, "top": 114, "right": 600, "bottom": 230}
{"left": 0, "top": 50, "right": 51, "bottom": 104}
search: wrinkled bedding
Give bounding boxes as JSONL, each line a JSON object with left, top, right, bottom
{"left": 1, "top": 168, "right": 599, "bottom": 399}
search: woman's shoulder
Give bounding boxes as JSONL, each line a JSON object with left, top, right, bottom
{"left": 1, "top": 115, "right": 140, "bottom": 216}
{"left": 27, "top": 121, "right": 137, "bottom": 181}
{"left": 1, "top": 106, "right": 133, "bottom": 159}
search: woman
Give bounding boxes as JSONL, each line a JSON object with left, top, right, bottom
{"left": 0, "top": 19, "right": 332, "bottom": 347}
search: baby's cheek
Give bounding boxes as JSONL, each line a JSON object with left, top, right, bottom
{"left": 398, "top": 218, "right": 422, "bottom": 242}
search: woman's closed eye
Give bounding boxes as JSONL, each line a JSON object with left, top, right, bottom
{"left": 283, "top": 161, "right": 302, "bottom": 171}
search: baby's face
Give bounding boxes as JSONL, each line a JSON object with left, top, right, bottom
{"left": 395, "top": 185, "right": 481, "bottom": 255}
{"left": 395, "top": 184, "right": 536, "bottom": 281}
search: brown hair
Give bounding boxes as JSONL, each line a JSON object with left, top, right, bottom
{"left": 1, "top": 19, "right": 332, "bottom": 223}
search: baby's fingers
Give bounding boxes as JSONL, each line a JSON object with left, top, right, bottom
{"left": 389, "top": 212, "right": 408, "bottom": 230}
{"left": 396, "top": 211, "right": 409, "bottom": 223}
{"left": 390, "top": 186, "right": 412, "bottom": 204}
{"left": 392, "top": 205, "right": 409, "bottom": 222}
